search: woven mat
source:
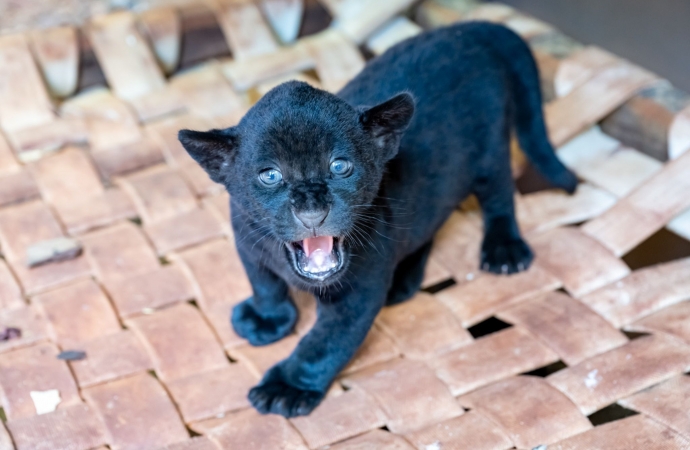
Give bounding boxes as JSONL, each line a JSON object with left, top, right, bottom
{"left": 1, "top": 1, "right": 690, "bottom": 449}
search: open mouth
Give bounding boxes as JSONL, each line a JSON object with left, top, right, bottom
{"left": 287, "top": 236, "right": 344, "bottom": 281}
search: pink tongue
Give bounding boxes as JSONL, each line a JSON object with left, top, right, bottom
{"left": 302, "top": 236, "right": 333, "bottom": 257}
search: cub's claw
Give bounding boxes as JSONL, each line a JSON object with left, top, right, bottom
{"left": 480, "top": 238, "right": 533, "bottom": 275}
{"left": 249, "top": 380, "right": 324, "bottom": 418}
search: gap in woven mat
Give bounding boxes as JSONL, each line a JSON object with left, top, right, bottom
{"left": 304, "top": 68, "right": 321, "bottom": 84}
{"left": 467, "top": 317, "right": 512, "bottom": 339}
{"left": 129, "top": 217, "right": 143, "bottom": 226}
{"left": 159, "top": 256, "right": 171, "bottom": 266}
{"left": 298, "top": 0, "right": 332, "bottom": 38}
{"left": 522, "top": 360, "right": 567, "bottom": 377}
{"left": 359, "top": 44, "right": 376, "bottom": 61}
{"left": 0, "top": 407, "right": 6, "bottom": 423}
{"left": 76, "top": 29, "right": 107, "bottom": 93}
{"left": 622, "top": 228, "right": 690, "bottom": 271}
{"left": 187, "top": 426, "right": 202, "bottom": 438}
{"left": 422, "top": 278, "right": 457, "bottom": 294}
{"left": 587, "top": 404, "right": 638, "bottom": 426}
{"left": 622, "top": 330, "right": 650, "bottom": 341}
{"left": 515, "top": 161, "right": 563, "bottom": 194}
{"left": 178, "top": 5, "right": 231, "bottom": 71}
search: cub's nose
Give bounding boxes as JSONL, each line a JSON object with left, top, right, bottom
{"left": 293, "top": 209, "right": 329, "bottom": 229}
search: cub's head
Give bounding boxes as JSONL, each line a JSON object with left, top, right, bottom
{"left": 179, "top": 81, "right": 414, "bottom": 285}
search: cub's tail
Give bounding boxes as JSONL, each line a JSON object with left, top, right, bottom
{"left": 478, "top": 22, "right": 578, "bottom": 193}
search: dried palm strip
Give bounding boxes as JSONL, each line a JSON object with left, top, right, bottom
{"left": 548, "top": 414, "right": 690, "bottom": 450}
{"left": 126, "top": 88, "right": 186, "bottom": 123}
{"left": 212, "top": 0, "right": 279, "bottom": 60}
{"left": 557, "top": 126, "right": 690, "bottom": 245}
{"left": 457, "top": 377, "right": 592, "bottom": 449}
{"left": 668, "top": 103, "right": 690, "bottom": 159}
{"left": 365, "top": 16, "right": 422, "bottom": 56}
{"left": 557, "top": 127, "right": 662, "bottom": 198}
{"left": 618, "top": 375, "right": 690, "bottom": 440}
{"left": 60, "top": 87, "right": 142, "bottom": 152}
{"left": 581, "top": 148, "right": 690, "bottom": 256}
{"left": 0, "top": 169, "right": 40, "bottom": 209}
{"left": 317, "top": 0, "right": 345, "bottom": 16}
{"left": 329, "top": 0, "right": 418, "bottom": 44}
{"left": 627, "top": 302, "right": 690, "bottom": 347}
{"left": 259, "top": 0, "right": 304, "bottom": 44}
{"left": 667, "top": 209, "right": 690, "bottom": 241}
{"left": 554, "top": 47, "right": 620, "bottom": 98}
{"left": 504, "top": 13, "right": 553, "bottom": 39}
{"left": 545, "top": 62, "right": 657, "bottom": 147}
{"left": 0, "top": 34, "right": 55, "bottom": 134}
{"left": 170, "top": 62, "right": 246, "bottom": 121}
{"left": 547, "top": 334, "right": 690, "bottom": 416}
{"left": 422, "top": 253, "right": 453, "bottom": 288}
{"left": 461, "top": 3, "right": 515, "bottom": 22}
{"left": 28, "top": 146, "right": 105, "bottom": 212}
{"left": 516, "top": 183, "right": 617, "bottom": 235}
{"left": 427, "top": 210, "right": 483, "bottom": 285}
{"left": 415, "top": 1, "right": 466, "bottom": 29}
{"left": 498, "top": 292, "right": 627, "bottom": 365}
{"left": 87, "top": 11, "right": 167, "bottom": 101}
{"left": 436, "top": 263, "right": 561, "bottom": 327}
{"left": 303, "top": 29, "right": 365, "bottom": 92}
{"left": 9, "top": 119, "right": 88, "bottom": 163}
{"left": 662, "top": 89, "right": 690, "bottom": 239}
{"left": 0, "top": 132, "right": 20, "bottom": 174}
{"left": 221, "top": 42, "right": 315, "bottom": 92}
{"left": 29, "top": 27, "right": 79, "bottom": 98}
{"left": 530, "top": 227, "right": 630, "bottom": 298}
{"left": 579, "top": 257, "right": 690, "bottom": 328}
{"left": 138, "top": 7, "right": 182, "bottom": 75}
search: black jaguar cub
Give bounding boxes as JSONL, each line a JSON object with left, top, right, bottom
{"left": 179, "top": 22, "right": 577, "bottom": 417}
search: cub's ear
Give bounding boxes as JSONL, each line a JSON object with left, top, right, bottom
{"left": 178, "top": 128, "right": 238, "bottom": 184}
{"left": 359, "top": 93, "right": 415, "bottom": 159}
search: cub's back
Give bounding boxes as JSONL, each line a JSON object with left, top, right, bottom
{"left": 339, "top": 22, "right": 520, "bottom": 173}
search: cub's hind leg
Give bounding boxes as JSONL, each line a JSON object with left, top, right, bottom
{"left": 473, "top": 123, "right": 533, "bottom": 275}
{"left": 386, "top": 241, "right": 433, "bottom": 305}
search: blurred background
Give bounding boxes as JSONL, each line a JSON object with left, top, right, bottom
{"left": 495, "top": 0, "right": 690, "bottom": 91}
{"left": 2, "top": 0, "right": 688, "bottom": 91}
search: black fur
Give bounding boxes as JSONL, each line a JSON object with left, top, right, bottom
{"left": 178, "top": 22, "right": 577, "bottom": 418}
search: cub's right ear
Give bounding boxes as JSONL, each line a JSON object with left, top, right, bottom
{"left": 178, "top": 128, "right": 238, "bottom": 184}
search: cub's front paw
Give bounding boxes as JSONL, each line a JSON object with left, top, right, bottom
{"left": 249, "top": 379, "right": 324, "bottom": 418}
{"left": 481, "top": 238, "right": 533, "bottom": 275}
{"left": 231, "top": 298, "right": 297, "bottom": 346}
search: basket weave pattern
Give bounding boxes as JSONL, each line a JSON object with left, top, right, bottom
{"left": 0, "top": 1, "right": 690, "bottom": 449}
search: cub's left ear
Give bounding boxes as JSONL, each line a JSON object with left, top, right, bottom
{"left": 178, "top": 128, "right": 238, "bottom": 184}
{"left": 359, "top": 93, "right": 415, "bottom": 159}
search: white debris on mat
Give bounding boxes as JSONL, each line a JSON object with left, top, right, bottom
{"left": 424, "top": 442, "right": 441, "bottom": 450}
{"left": 584, "top": 369, "right": 600, "bottom": 389}
{"left": 26, "top": 237, "right": 82, "bottom": 267}
{"left": 30, "top": 389, "right": 61, "bottom": 415}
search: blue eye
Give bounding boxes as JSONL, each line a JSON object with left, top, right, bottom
{"left": 259, "top": 168, "right": 283, "bottom": 186}
{"left": 330, "top": 159, "right": 353, "bottom": 177}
